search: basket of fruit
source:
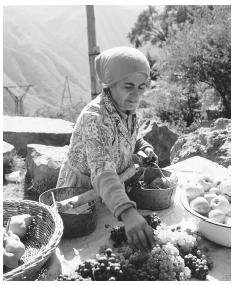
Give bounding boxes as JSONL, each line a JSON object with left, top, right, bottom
{"left": 180, "top": 174, "right": 231, "bottom": 247}
{"left": 126, "top": 165, "right": 178, "bottom": 210}
{"left": 3, "top": 199, "right": 64, "bottom": 281}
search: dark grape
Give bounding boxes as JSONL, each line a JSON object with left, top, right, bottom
{"left": 109, "top": 225, "right": 127, "bottom": 246}
{"left": 184, "top": 253, "right": 209, "bottom": 280}
{"left": 143, "top": 213, "right": 161, "bottom": 230}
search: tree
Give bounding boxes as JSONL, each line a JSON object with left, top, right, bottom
{"left": 161, "top": 6, "right": 231, "bottom": 118}
{"left": 128, "top": 5, "right": 197, "bottom": 47}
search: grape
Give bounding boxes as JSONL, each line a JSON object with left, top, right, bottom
{"left": 184, "top": 253, "right": 209, "bottom": 280}
{"left": 70, "top": 221, "right": 213, "bottom": 281}
{"left": 143, "top": 213, "right": 161, "bottom": 229}
{"left": 107, "top": 225, "right": 127, "bottom": 246}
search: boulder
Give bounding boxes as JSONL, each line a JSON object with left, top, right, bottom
{"left": 170, "top": 118, "right": 231, "bottom": 167}
{"left": 26, "top": 144, "right": 69, "bottom": 195}
{"left": 3, "top": 141, "right": 16, "bottom": 161}
{"left": 138, "top": 119, "right": 179, "bottom": 167}
{"left": 3, "top": 116, "right": 74, "bottom": 157}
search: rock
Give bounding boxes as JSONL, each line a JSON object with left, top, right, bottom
{"left": 26, "top": 144, "right": 69, "bottom": 195}
{"left": 170, "top": 118, "right": 231, "bottom": 167}
{"left": 3, "top": 116, "right": 74, "bottom": 157}
{"left": 3, "top": 141, "right": 16, "bottom": 161}
{"left": 138, "top": 119, "right": 179, "bottom": 167}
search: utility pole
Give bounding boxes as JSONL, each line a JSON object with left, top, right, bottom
{"left": 3, "top": 85, "right": 32, "bottom": 116}
{"left": 86, "top": 5, "right": 101, "bottom": 100}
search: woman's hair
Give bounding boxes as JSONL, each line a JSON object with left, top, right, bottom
{"left": 95, "top": 46, "right": 150, "bottom": 88}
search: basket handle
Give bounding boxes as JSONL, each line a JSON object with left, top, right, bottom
{"left": 150, "top": 162, "right": 170, "bottom": 183}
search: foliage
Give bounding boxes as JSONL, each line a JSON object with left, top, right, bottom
{"left": 161, "top": 6, "right": 231, "bottom": 118}
{"left": 129, "top": 5, "right": 231, "bottom": 128}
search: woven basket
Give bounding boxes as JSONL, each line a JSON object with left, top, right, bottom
{"left": 3, "top": 199, "right": 64, "bottom": 281}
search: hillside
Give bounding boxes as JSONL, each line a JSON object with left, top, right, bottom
{"left": 3, "top": 5, "right": 148, "bottom": 116}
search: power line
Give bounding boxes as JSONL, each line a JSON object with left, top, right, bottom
{"left": 3, "top": 85, "right": 33, "bottom": 116}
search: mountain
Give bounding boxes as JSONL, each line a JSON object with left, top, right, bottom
{"left": 3, "top": 5, "right": 148, "bottom": 116}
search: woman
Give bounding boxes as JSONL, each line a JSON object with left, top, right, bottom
{"left": 57, "top": 46, "right": 158, "bottom": 252}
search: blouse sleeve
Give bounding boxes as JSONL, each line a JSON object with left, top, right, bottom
{"left": 134, "top": 137, "right": 154, "bottom": 154}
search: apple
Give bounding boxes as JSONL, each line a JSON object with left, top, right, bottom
{"left": 185, "top": 183, "right": 205, "bottom": 201}
{"left": 226, "top": 208, "right": 231, "bottom": 217}
{"left": 208, "top": 187, "right": 221, "bottom": 195}
{"left": 219, "top": 179, "right": 231, "bottom": 202}
{"left": 190, "top": 197, "right": 210, "bottom": 215}
{"left": 224, "top": 216, "right": 231, "bottom": 226}
{"left": 208, "top": 209, "right": 226, "bottom": 223}
{"left": 204, "top": 193, "right": 217, "bottom": 204}
{"left": 197, "top": 175, "right": 213, "bottom": 192}
{"left": 210, "top": 195, "right": 230, "bottom": 215}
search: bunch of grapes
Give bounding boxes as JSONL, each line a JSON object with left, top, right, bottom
{"left": 154, "top": 224, "right": 199, "bottom": 254}
{"left": 105, "top": 225, "right": 127, "bottom": 247}
{"left": 184, "top": 253, "right": 209, "bottom": 280}
{"left": 76, "top": 248, "right": 124, "bottom": 281}
{"left": 143, "top": 213, "right": 161, "bottom": 230}
{"left": 114, "top": 243, "right": 191, "bottom": 281}
{"left": 106, "top": 213, "right": 161, "bottom": 247}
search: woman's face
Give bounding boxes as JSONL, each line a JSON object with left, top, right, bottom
{"left": 110, "top": 72, "right": 148, "bottom": 112}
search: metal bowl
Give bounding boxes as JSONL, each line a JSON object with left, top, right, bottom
{"left": 180, "top": 190, "right": 231, "bottom": 247}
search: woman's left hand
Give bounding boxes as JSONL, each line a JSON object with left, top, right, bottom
{"left": 144, "top": 147, "right": 158, "bottom": 163}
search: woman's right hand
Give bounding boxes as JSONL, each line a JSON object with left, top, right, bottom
{"left": 120, "top": 207, "right": 154, "bottom": 252}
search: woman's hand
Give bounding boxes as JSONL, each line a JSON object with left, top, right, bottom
{"left": 144, "top": 147, "right": 158, "bottom": 164}
{"left": 120, "top": 207, "right": 154, "bottom": 252}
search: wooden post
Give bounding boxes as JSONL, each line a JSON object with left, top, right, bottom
{"left": 86, "top": 5, "right": 101, "bottom": 100}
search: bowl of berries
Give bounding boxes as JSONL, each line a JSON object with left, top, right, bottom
{"left": 180, "top": 174, "right": 231, "bottom": 247}
{"left": 126, "top": 166, "right": 178, "bottom": 210}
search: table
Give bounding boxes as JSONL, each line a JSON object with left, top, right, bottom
{"left": 42, "top": 156, "right": 231, "bottom": 281}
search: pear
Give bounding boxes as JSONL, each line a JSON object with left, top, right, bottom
{"left": 4, "top": 236, "right": 25, "bottom": 260}
{"left": 3, "top": 248, "right": 19, "bottom": 269}
{"left": 9, "top": 214, "right": 33, "bottom": 239}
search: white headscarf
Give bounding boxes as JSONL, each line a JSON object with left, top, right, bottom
{"left": 95, "top": 46, "right": 150, "bottom": 88}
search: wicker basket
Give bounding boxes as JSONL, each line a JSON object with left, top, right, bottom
{"left": 39, "top": 186, "right": 97, "bottom": 238}
{"left": 127, "top": 168, "right": 178, "bottom": 211}
{"left": 3, "top": 199, "right": 64, "bottom": 281}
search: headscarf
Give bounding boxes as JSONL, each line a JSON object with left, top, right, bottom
{"left": 95, "top": 46, "right": 150, "bottom": 88}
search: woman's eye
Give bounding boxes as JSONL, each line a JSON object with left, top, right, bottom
{"left": 139, "top": 85, "right": 146, "bottom": 90}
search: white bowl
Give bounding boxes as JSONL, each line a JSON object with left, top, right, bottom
{"left": 180, "top": 191, "right": 231, "bottom": 247}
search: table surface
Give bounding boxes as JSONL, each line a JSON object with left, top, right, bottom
{"left": 41, "top": 156, "right": 231, "bottom": 281}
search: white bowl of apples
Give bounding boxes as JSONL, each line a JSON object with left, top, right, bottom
{"left": 180, "top": 175, "right": 231, "bottom": 247}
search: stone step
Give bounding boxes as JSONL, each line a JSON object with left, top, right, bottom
{"left": 26, "top": 144, "right": 69, "bottom": 195}
{"left": 3, "top": 116, "right": 74, "bottom": 157}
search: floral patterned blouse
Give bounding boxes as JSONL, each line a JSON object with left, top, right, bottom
{"left": 57, "top": 90, "right": 152, "bottom": 190}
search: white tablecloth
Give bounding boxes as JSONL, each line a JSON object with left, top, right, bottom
{"left": 43, "top": 156, "right": 231, "bottom": 281}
